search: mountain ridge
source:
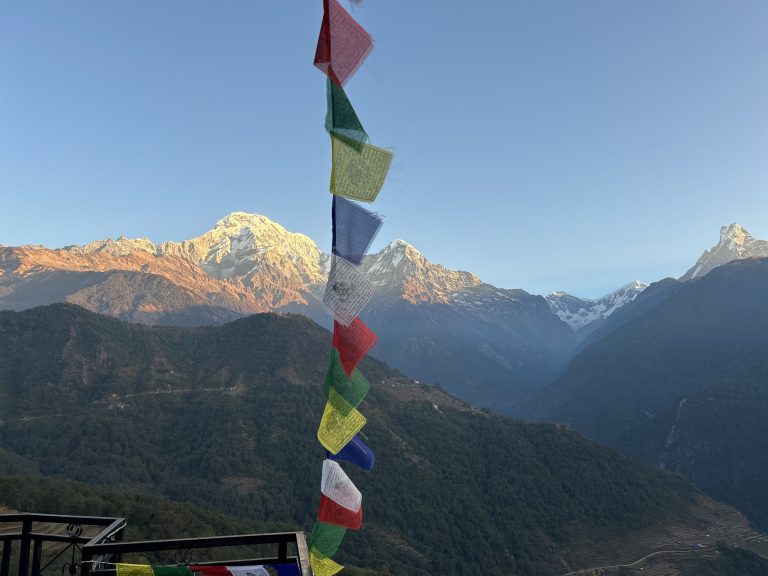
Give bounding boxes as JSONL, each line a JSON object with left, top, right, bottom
{"left": 4, "top": 214, "right": 764, "bottom": 413}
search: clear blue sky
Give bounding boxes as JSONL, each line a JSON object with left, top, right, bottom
{"left": 1, "top": 0, "right": 766, "bottom": 298}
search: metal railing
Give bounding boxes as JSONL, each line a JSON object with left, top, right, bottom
{"left": 0, "top": 513, "right": 126, "bottom": 576}
{"left": 82, "top": 532, "right": 310, "bottom": 576}
{"left": 1, "top": 515, "right": 310, "bottom": 576}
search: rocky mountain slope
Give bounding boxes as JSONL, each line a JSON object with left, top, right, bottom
{"left": 680, "top": 223, "right": 768, "bottom": 281}
{"left": 537, "top": 257, "right": 768, "bottom": 531}
{"left": 1, "top": 304, "right": 765, "bottom": 575}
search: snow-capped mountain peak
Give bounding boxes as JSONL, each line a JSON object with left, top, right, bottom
{"left": 117, "top": 212, "right": 321, "bottom": 284}
{"left": 366, "top": 239, "right": 420, "bottom": 274}
{"left": 680, "top": 223, "right": 768, "bottom": 281}
{"left": 546, "top": 280, "right": 648, "bottom": 331}
{"left": 58, "top": 212, "right": 326, "bottom": 292}
{"left": 362, "top": 239, "right": 480, "bottom": 303}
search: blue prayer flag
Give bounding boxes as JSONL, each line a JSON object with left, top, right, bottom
{"left": 268, "top": 565, "right": 300, "bottom": 576}
{"left": 327, "top": 435, "right": 375, "bottom": 470}
{"left": 332, "top": 196, "right": 383, "bottom": 266}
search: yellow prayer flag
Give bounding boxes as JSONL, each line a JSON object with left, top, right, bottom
{"left": 318, "top": 388, "right": 366, "bottom": 454}
{"left": 116, "top": 565, "right": 154, "bottom": 576}
{"left": 310, "top": 548, "right": 344, "bottom": 576}
{"left": 330, "top": 132, "right": 392, "bottom": 203}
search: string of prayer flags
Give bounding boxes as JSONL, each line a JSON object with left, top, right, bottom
{"left": 333, "top": 318, "right": 377, "bottom": 375}
{"left": 314, "top": 0, "right": 373, "bottom": 87}
{"left": 115, "top": 566, "right": 286, "bottom": 576}
{"left": 310, "top": 0, "right": 392, "bottom": 566}
{"left": 309, "top": 521, "right": 347, "bottom": 558}
{"left": 323, "top": 256, "right": 375, "bottom": 325}
{"left": 330, "top": 132, "right": 393, "bottom": 203}
{"left": 326, "top": 80, "right": 368, "bottom": 147}
{"left": 324, "top": 348, "right": 370, "bottom": 412}
{"left": 327, "top": 434, "right": 375, "bottom": 470}
{"left": 190, "top": 566, "right": 282, "bottom": 576}
{"left": 332, "top": 196, "right": 382, "bottom": 265}
{"left": 309, "top": 549, "right": 344, "bottom": 576}
{"left": 318, "top": 494, "right": 363, "bottom": 529}
{"left": 318, "top": 388, "right": 367, "bottom": 453}
{"left": 320, "top": 459, "right": 363, "bottom": 512}
{"left": 121, "top": 566, "right": 273, "bottom": 576}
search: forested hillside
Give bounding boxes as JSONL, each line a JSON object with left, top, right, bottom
{"left": 0, "top": 304, "right": 762, "bottom": 575}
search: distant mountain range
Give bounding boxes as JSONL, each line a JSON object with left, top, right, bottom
{"left": 1, "top": 304, "right": 766, "bottom": 575}
{"left": 545, "top": 280, "right": 648, "bottom": 333}
{"left": 536, "top": 257, "right": 768, "bottom": 531}
{"left": 1, "top": 214, "right": 765, "bottom": 413}
{"left": 0, "top": 213, "right": 577, "bottom": 412}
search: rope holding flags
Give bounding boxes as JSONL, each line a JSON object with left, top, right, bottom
{"left": 309, "top": 0, "right": 393, "bottom": 573}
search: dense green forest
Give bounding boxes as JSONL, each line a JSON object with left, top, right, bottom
{"left": 3, "top": 477, "right": 768, "bottom": 576}
{"left": 0, "top": 477, "right": 252, "bottom": 541}
{"left": 0, "top": 304, "right": 763, "bottom": 575}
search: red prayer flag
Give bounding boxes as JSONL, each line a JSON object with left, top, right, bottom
{"left": 313, "top": 0, "right": 374, "bottom": 86}
{"left": 318, "top": 494, "right": 363, "bottom": 530}
{"left": 189, "top": 568, "right": 231, "bottom": 576}
{"left": 333, "top": 318, "right": 377, "bottom": 375}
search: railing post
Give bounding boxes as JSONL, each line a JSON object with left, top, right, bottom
{"left": 295, "top": 532, "right": 311, "bottom": 576}
{"left": 1, "top": 538, "right": 12, "bottom": 576}
{"left": 278, "top": 541, "right": 287, "bottom": 563}
{"left": 18, "top": 518, "right": 32, "bottom": 576}
{"left": 80, "top": 547, "right": 91, "bottom": 576}
{"left": 114, "top": 527, "right": 124, "bottom": 564}
{"left": 30, "top": 539, "right": 41, "bottom": 576}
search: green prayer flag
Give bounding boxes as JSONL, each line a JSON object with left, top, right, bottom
{"left": 309, "top": 521, "right": 346, "bottom": 558}
{"left": 151, "top": 568, "right": 194, "bottom": 576}
{"left": 326, "top": 79, "right": 368, "bottom": 148}
{"left": 324, "top": 348, "right": 370, "bottom": 414}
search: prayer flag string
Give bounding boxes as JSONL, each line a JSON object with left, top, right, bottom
{"left": 309, "top": 0, "right": 394, "bottom": 572}
{"left": 115, "top": 565, "right": 278, "bottom": 576}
